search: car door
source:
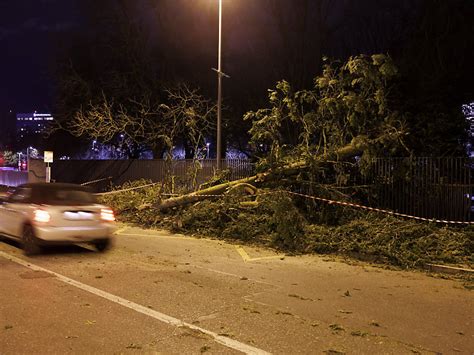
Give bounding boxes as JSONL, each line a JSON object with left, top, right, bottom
{"left": 0, "top": 192, "right": 10, "bottom": 234}
{"left": 0, "top": 187, "right": 32, "bottom": 237}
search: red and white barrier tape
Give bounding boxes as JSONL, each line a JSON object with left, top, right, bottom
{"left": 279, "top": 190, "right": 474, "bottom": 225}
{"left": 162, "top": 190, "right": 474, "bottom": 225}
{"left": 81, "top": 176, "right": 113, "bottom": 186}
{"left": 96, "top": 182, "right": 160, "bottom": 196}
{"left": 96, "top": 183, "right": 474, "bottom": 225}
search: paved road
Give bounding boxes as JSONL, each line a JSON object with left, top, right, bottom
{"left": 1, "top": 225, "right": 473, "bottom": 354}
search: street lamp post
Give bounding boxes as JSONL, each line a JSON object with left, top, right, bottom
{"left": 214, "top": 0, "right": 229, "bottom": 170}
{"left": 26, "top": 146, "right": 31, "bottom": 172}
{"left": 216, "top": 0, "right": 223, "bottom": 170}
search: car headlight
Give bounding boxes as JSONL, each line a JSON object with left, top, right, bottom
{"left": 34, "top": 209, "right": 51, "bottom": 223}
{"left": 100, "top": 208, "right": 115, "bottom": 222}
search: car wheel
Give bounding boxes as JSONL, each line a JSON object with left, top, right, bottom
{"left": 23, "top": 225, "right": 41, "bottom": 256}
{"left": 94, "top": 238, "right": 111, "bottom": 252}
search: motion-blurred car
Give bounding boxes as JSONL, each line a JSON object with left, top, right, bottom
{"left": 0, "top": 183, "right": 115, "bottom": 255}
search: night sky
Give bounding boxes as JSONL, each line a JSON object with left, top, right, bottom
{"left": 0, "top": 0, "right": 81, "bottom": 113}
{"left": 0, "top": 0, "right": 414, "bottom": 114}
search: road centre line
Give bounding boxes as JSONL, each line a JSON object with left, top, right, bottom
{"left": 0, "top": 251, "right": 271, "bottom": 355}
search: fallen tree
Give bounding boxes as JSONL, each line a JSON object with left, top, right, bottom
{"left": 152, "top": 136, "right": 368, "bottom": 210}
{"left": 153, "top": 54, "right": 407, "bottom": 210}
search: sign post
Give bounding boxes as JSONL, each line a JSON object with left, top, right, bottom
{"left": 44, "top": 151, "right": 53, "bottom": 183}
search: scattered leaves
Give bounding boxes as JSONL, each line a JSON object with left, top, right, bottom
{"left": 200, "top": 345, "right": 211, "bottom": 353}
{"left": 323, "top": 350, "right": 346, "bottom": 355}
{"left": 275, "top": 311, "right": 293, "bottom": 316}
{"left": 329, "top": 324, "right": 345, "bottom": 332}
{"left": 288, "top": 294, "right": 313, "bottom": 301}
{"left": 350, "top": 330, "right": 367, "bottom": 337}
{"left": 338, "top": 310, "right": 353, "bottom": 314}
{"left": 126, "top": 343, "right": 142, "bottom": 349}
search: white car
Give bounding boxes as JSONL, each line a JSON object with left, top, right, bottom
{"left": 0, "top": 183, "right": 116, "bottom": 255}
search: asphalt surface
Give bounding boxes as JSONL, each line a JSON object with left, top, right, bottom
{"left": 1, "top": 224, "right": 473, "bottom": 354}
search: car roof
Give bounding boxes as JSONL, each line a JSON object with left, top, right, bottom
{"left": 18, "top": 183, "right": 91, "bottom": 191}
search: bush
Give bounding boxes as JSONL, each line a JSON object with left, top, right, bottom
{"left": 269, "top": 193, "right": 306, "bottom": 251}
{"left": 305, "top": 215, "right": 474, "bottom": 268}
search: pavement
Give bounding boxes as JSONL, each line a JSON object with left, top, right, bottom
{"left": 1, "top": 224, "right": 473, "bottom": 354}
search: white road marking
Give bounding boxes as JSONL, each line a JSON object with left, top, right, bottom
{"left": 0, "top": 251, "right": 271, "bottom": 355}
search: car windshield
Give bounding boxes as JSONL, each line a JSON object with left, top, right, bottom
{"left": 31, "top": 185, "right": 97, "bottom": 206}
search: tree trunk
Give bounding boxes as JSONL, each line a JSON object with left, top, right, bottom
{"left": 152, "top": 138, "right": 366, "bottom": 211}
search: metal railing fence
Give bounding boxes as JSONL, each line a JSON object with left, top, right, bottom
{"left": 50, "top": 157, "right": 474, "bottom": 221}
{"left": 51, "top": 159, "right": 255, "bottom": 192}
{"left": 365, "top": 157, "right": 473, "bottom": 222}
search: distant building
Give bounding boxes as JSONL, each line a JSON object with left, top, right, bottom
{"left": 16, "top": 112, "right": 54, "bottom": 150}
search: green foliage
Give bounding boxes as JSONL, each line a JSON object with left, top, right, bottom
{"left": 176, "top": 192, "right": 307, "bottom": 250}
{"left": 269, "top": 193, "right": 306, "bottom": 250}
{"left": 98, "top": 179, "right": 162, "bottom": 224}
{"left": 244, "top": 54, "right": 408, "bottom": 170}
{"left": 199, "top": 169, "right": 232, "bottom": 190}
{"left": 177, "top": 194, "right": 274, "bottom": 242}
{"left": 305, "top": 215, "right": 474, "bottom": 268}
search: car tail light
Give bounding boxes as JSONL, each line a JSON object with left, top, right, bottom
{"left": 34, "top": 209, "right": 51, "bottom": 223}
{"left": 101, "top": 208, "right": 115, "bottom": 222}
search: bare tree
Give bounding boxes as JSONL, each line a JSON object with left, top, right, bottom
{"left": 52, "top": 84, "right": 215, "bottom": 160}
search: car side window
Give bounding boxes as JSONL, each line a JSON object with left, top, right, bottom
{"left": 8, "top": 187, "right": 32, "bottom": 204}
